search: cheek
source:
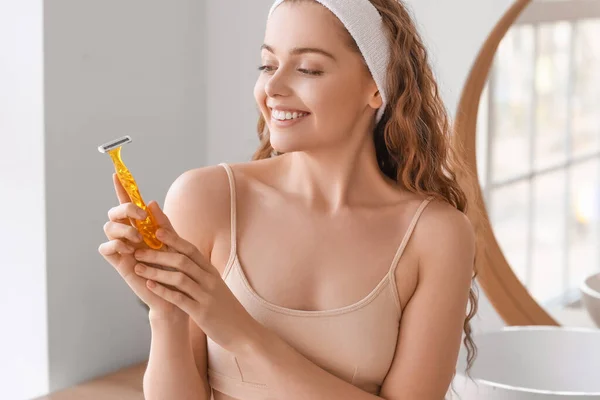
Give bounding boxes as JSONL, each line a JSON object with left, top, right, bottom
{"left": 253, "top": 78, "right": 267, "bottom": 111}
{"left": 306, "top": 78, "right": 363, "bottom": 120}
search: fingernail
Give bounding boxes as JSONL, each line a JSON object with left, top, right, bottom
{"left": 138, "top": 209, "right": 147, "bottom": 219}
{"left": 135, "top": 265, "right": 146, "bottom": 273}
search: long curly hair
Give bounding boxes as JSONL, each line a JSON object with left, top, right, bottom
{"left": 253, "top": 0, "right": 480, "bottom": 383}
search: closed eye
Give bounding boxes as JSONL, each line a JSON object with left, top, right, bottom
{"left": 298, "top": 68, "right": 323, "bottom": 76}
{"left": 257, "top": 65, "right": 323, "bottom": 76}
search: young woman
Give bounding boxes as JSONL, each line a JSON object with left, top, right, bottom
{"left": 99, "top": 0, "right": 478, "bottom": 399}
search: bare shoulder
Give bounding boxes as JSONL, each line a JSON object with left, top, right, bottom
{"left": 161, "top": 160, "right": 275, "bottom": 258}
{"left": 417, "top": 198, "right": 474, "bottom": 238}
{"left": 413, "top": 198, "right": 476, "bottom": 274}
{"left": 161, "top": 164, "right": 234, "bottom": 258}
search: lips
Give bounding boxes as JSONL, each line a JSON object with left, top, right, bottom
{"left": 268, "top": 104, "right": 310, "bottom": 113}
{"left": 273, "top": 110, "right": 307, "bottom": 118}
{"left": 269, "top": 111, "right": 310, "bottom": 126}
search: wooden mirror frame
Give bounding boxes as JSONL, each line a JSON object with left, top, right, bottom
{"left": 453, "top": 0, "right": 560, "bottom": 326}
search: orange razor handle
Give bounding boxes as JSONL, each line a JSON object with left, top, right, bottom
{"left": 108, "top": 148, "right": 163, "bottom": 250}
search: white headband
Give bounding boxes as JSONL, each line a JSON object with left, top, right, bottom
{"left": 268, "top": 0, "right": 390, "bottom": 123}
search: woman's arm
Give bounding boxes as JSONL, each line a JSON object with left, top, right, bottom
{"left": 378, "top": 203, "right": 476, "bottom": 399}
{"left": 143, "top": 166, "right": 231, "bottom": 400}
{"left": 145, "top": 317, "right": 210, "bottom": 400}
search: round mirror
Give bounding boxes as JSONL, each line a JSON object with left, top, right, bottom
{"left": 454, "top": 0, "right": 600, "bottom": 327}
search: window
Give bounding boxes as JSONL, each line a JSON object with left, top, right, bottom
{"left": 477, "top": 0, "right": 600, "bottom": 311}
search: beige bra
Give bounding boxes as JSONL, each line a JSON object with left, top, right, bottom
{"left": 207, "top": 163, "right": 434, "bottom": 399}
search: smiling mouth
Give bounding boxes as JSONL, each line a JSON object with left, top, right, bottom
{"left": 270, "top": 109, "right": 310, "bottom": 121}
{"left": 270, "top": 114, "right": 310, "bottom": 127}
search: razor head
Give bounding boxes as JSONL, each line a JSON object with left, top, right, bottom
{"left": 98, "top": 135, "right": 132, "bottom": 153}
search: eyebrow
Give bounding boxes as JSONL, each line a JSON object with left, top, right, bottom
{"left": 261, "top": 44, "right": 337, "bottom": 62}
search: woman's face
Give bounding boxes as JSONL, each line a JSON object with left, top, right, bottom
{"left": 254, "top": 1, "right": 382, "bottom": 154}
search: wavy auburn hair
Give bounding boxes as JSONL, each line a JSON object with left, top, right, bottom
{"left": 253, "top": 0, "right": 481, "bottom": 382}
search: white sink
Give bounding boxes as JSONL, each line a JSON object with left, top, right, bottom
{"left": 449, "top": 326, "right": 600, "bottom": 399}
{"left": 581, "top": 272, "right": 600, "bottom": 328}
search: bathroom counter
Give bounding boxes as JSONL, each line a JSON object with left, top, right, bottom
{"left": 33, "top": 361, "right": 146, "bottom": 400}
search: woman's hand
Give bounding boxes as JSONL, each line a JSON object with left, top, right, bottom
{"left": 98, "top": 173, "right": 188, "bottom": 323}
{"left": 130, "top": 205, "right": 263, "bottom": 356}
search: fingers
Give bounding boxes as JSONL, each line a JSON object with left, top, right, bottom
{"left": 146, "top": 281, "right": 198, "bottom": 317}
{"left": 147, "top": 201, "right": 175, "bottom": 231}
{"left": 134, "top": 250, "right": 193, "bottom": 276}
{"left": 149, "top": 227, "right": 214, "bottom": 275}
{"left": 108, "top": 202, "right": 148, "bottom": 223}
{"left": 98, "top": 240, "right": 151, "bottom": 293}
{"left": 133, "top": 247, "right": 213, "bottom": 285}
{"left": 134, "top": 264, "right": 197, "bottom": 299}
{"left": 104, "top": 220, "right": 144, "bottom": 243}
{"left": 98, "top": 239, "right": 136, "bottom": 256}
{"left": 113, "top": 173, "right": 132, "bottom": 204}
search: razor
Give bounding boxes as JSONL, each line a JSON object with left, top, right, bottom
{"left": 98, "top": 136, "right": 163, "bottom": 250}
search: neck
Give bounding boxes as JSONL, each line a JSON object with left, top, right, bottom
{"left": 279, "top": 133, "right": 398, "bottom": 213}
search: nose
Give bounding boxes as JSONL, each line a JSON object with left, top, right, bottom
{"left": 264, "top": 68, "right": 291, "bottom": 98}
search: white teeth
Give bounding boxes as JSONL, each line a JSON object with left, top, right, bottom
{"left": 271, "top": 109, "right": 307, "bottom": 121}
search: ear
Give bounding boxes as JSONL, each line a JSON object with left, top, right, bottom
{"left": 368, "top": 89, "right": 383, "bottom": 110}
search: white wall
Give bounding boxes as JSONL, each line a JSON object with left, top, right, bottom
{"left": 1, "top": 0, "right": 206, "bottom": 399}
{"left": 44, "top": 0, "right": 206, "bottom": 393}
{"left": 1, "top": 0, "right": 511, "bottom": 398}
{"left": 0, "top": 0, "right": 48, "bottom": 398}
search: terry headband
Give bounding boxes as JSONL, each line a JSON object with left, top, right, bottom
{"left": 268, "top": 0, "right": 390, "bottom": 123}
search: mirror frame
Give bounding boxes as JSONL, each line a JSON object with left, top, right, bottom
{"left": 453, "top": 0, "right": 560, "bottom": 326}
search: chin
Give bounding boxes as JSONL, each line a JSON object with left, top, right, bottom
{"left": 269, "top": 141, "right": 301, "bottom": 155}
{"left": 270, "top": 129, "right": 340, "bottom": 155}
{"left": 268, "top": 131, "right": 306, "bottom": 154}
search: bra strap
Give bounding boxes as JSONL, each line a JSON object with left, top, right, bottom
{"left": 388, "top": 196, "right": 435, "bottom": 315}
{"left": 389, "top": 196, "right": 435, "bottom": 275}
{"left": 218, "top": 163, "right": 237, "bottom": 265}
